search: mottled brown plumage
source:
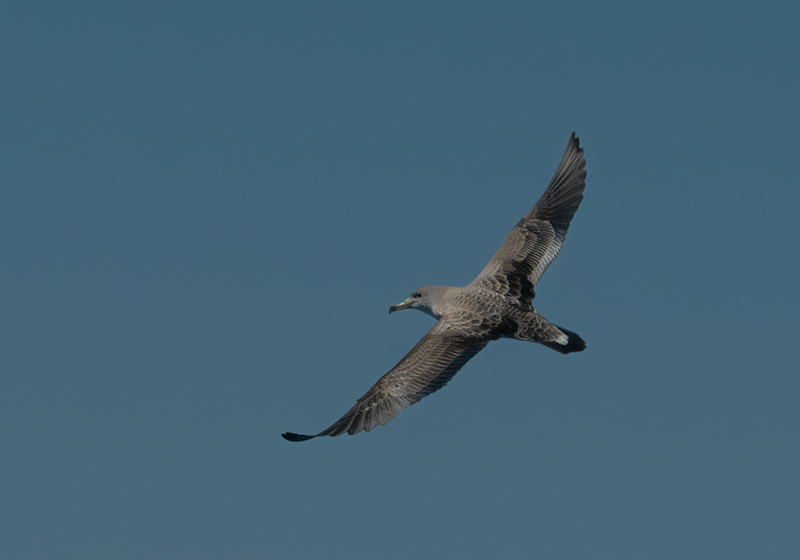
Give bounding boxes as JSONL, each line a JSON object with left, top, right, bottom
{"left": 282, "top": 133, "right": 587, "bottom": 442}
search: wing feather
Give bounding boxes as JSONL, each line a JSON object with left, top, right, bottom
{"left": 281, "top": 322, "right": 489, "bottom": 441}
{"left": 471, "top": 133, "right": 586, "bottom": 305}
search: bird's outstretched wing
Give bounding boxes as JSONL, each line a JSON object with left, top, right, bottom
{"left": 282, "top": 322, "right": 490, "bottom": 442}
{"left": 471, "top": 133, "right": 586, "bottom": 307}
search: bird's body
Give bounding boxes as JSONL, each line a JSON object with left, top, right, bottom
{"left": 283, "top": 133, "right": 587, "bottom": 442}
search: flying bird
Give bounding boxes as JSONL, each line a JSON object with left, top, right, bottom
{"left": 282, "top": 133, "right": 587, "bottom": 441}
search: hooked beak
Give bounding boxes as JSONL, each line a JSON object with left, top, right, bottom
{"left": 389, "top": 298, "right": 414, "bottom": 314}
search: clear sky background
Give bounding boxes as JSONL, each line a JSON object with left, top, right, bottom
{"left": 2, "top": 2, "right": 799, "bottom": 559}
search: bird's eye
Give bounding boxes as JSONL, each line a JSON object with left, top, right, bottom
{"left": 413, "top": 292, "right": 421, "bottom": 298}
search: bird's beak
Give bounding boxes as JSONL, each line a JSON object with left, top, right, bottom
{"left": 389, "top": 298, "right": 414, "bottom": 314}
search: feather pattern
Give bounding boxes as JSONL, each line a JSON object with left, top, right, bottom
{"left": 472, "top": 133, "right": 586, "bottom": 306}
{"left": 282, "top": 321, "right": 491, "bottom": 440}
{"left": 282, "top": 133, "right": 587, "bottom": 442}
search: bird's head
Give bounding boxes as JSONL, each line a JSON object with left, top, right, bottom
{"left": 389, "top": 286, "right": 450, "bottom": 319}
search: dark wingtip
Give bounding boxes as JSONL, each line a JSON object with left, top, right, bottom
{"left": 282, "top": 432, "right": 316, "bottom": 442}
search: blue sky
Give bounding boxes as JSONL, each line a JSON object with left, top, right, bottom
{"left": 2, "top": 2, "right": 799, "bottom": 558}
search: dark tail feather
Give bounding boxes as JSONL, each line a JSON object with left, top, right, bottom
{"left": 541, "top": 325, "right": 586, "bottom": 354}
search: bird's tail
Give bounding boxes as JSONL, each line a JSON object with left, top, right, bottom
{"left": 539, "top": 325, "right": 586, "bottom": 354}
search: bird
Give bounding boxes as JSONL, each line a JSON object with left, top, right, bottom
{"left": 282, "top": 133, "right": 587, "bottom": 442}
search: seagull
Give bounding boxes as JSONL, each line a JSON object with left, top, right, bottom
{"left": 282, "top": 133, "right": 587, "bottom": 442}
